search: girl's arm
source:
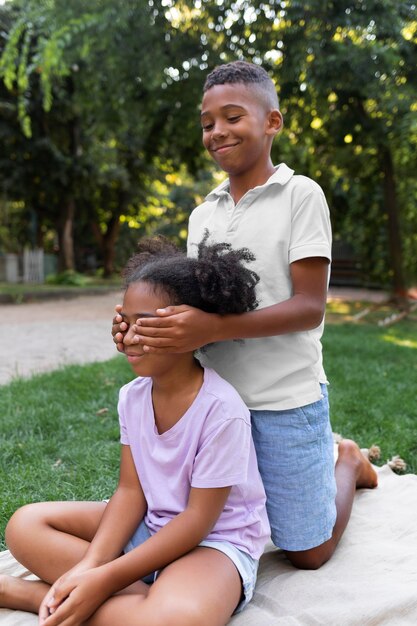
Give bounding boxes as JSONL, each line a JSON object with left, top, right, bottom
{"left": 124, "top": 256, "right": 329, "bottom": 353}
{"left": 39, "top": 485, "right": 231, "bottom": 626}
{"left": 96, "top": 484, "right": 231, "bottom": 590}
{"left": 39, "top": 445, "right": 146, "bottom": 624}
{"left": 83, "top": 445, "right": 147, "bottom": 566}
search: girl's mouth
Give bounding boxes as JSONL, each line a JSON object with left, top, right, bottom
{"left": 126, "top": 354, "right": 144, "bottom": 364}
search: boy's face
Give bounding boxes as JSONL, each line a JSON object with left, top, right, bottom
{"left": 200, "top": 83, "right": 281, "bottom": 177}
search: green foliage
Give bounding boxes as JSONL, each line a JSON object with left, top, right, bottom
{"left": 0, "top": 0, "right": 416, "bottom": 288}
{"left": 0, "top": 0, "right": 188, "bottom": 273}
{"left": 181, "top": 0, "right": 417, "bottom": 289}
{"left": 45, "top": 269, "right": 91, "bottom": 286}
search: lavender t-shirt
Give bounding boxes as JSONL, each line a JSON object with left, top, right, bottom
{"left": 118, "top": 367, "right": 270, "bottom": 560}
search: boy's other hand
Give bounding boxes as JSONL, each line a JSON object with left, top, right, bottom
{"left": 133, "top": 305, "right": 219, "bottom": 353}
{"left": 112, "top": 304, "right": 129, "bottom": 353}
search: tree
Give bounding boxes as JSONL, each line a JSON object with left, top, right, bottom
{"left": 177, "top": 0, "right": 417, "bottom": 296}
{"left": 0, "top": 0, "right": 193, "bottom": 274}
{"left": 2, "top": 0, "right": 415, "bottom": 290}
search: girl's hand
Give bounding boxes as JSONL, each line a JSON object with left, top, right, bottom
{"left": 132, "top": 305, "right": 220, "bottom": 354}
{"left": 39, "top": 558, "right": 93, "bottom": 619}
{"left": 39, "top": 567, "right": 109, "bottom": 626}
{"left": 112, "top": 304, "right": 128, "bottom": 353}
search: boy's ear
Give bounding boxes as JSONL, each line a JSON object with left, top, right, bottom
{"left": 266, "top": 109, "right": 283, "bottom": 136}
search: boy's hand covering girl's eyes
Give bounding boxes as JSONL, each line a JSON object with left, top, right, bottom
{"left": 38, "top": 567, "right": 109, "bottom": 626}
{"left": 133, "top": 305, "right": 219, "bottom": 354}
{"left": 112, "top": 304, "right": 128, "bottom": 353}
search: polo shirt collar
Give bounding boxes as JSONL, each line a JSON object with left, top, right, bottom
{"left": 206, "top": 163, "right": 294, "bottom": 200}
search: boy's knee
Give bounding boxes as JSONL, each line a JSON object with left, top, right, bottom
{"left": 284, "top": 544, "right": 333, "bottom": 570}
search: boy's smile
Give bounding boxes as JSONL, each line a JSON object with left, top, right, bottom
{"left": 212, "top": 142, "right": 239, "bottom": 155}
{"left": 201, "top": 83, "right": 282, "bottom": 182}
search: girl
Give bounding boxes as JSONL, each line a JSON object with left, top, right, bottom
{"left": 1, "top": 234, "right": 270, "bottom": 626}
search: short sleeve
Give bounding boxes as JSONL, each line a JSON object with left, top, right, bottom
{"left": 117, "top": 386, "right": 130, "bottom": 445}
{"left": 191, "top": 418, "right": 251, "bottom": 488}
{"left": 289, "top": 188, "right": 332, "bottom": 264}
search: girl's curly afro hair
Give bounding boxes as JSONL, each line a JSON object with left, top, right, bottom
{"left": 123, "top": 230, "right": 259, "bottom": 315}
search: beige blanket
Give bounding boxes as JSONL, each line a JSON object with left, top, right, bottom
{"left": 1, "top": 465, "right": 417, "bottom": 626}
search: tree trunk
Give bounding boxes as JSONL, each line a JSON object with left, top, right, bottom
{"left": 91, "top": 215, "right": 121, "bottom": 278}
{"left": 380, "top": 147, "right": 408, "bottom": 307}
{"left": 102, "top": 215, "right": 121, "bottom": 277}
{"left": 56, "top": 76, "right": 80, "bottom": 273}
{"left": 91, "top": 189, "right": 129, "bottom": 277}
{"left": 58, "top": 196, "right": 75, "bottom": 271}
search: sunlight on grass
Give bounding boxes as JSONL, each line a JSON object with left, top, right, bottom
{"left": 326, "top": 301, "right": 352, "bottom": 315}
{"left": 382, "top": 335, "right": 417, "bottom": 349}
{"left": 326, "top": 299, "right": 415, "bottom": 326}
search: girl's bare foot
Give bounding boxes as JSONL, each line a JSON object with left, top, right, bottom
{"left": 0, "top": 574, "right": 21, "bottom": 610}
{"left": 338, "top": 439, "right": 378, "bottom": 489}
{"left": 0, "top": 573, "right": 48, "bottom": 613}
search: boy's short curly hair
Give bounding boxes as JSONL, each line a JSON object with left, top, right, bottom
{"left": 123, "top": 231, "right": 259, "bottom": 315}
{"left": 203, "top": 60, "right": 279, "bottom": 110}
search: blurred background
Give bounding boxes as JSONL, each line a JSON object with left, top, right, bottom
{"left": 0, "top": 0, "right": 416, "bottom": 299}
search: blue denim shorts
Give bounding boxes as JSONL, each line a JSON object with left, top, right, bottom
{"left": 250, "top": 384, "right": 337, "bottom": 552}
{"left": 124, "top": 520, "right": 258, "bottom": 614}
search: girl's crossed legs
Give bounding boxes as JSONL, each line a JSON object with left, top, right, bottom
{"left": 1, "top": 501, "right": 242, "bottom": 626}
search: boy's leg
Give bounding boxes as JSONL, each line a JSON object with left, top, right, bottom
{"left": 284, "top": 439, "right": 378, "bottom": 569}
{"left": 86, "top": 546, "right": 242, "bottom": 626}
{"left": 251, "top": 386, "right": 377, "bottom": 570}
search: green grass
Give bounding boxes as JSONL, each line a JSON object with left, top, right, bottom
{"left": 0, "top": 278, "right": 122, "bottom": 303}
{"left": 0, "top": 357, "right": 135, "bottom": 550}
{"left": 323, "top": 319, "right": 417, "bottom": 474}
{"left": 0, "top": 317, "right": 416, "bottom": 550}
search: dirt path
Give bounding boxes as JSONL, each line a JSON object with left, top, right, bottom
{"left": 2, "top": 291, "right": 123, "bottom": 386}
{"left": 1, "top": 287, "right": 388, "bottom": 387}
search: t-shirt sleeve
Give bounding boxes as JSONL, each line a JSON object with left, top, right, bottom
{"left": 117, "top": 385, "right": 130, "bottom": 445}
{"left": 191, "top": 418, "right": 251, "bottom": 489}
{"left": 289, "top": 188, "right": 332, "bottom": 264}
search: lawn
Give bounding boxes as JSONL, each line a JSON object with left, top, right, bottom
{"left": 0, "top": 278, "right": 122, "bottom": 304}
{"left": 1, "top": 313, "right": 416, "bottom": 550}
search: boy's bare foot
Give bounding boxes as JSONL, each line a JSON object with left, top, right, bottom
{"left": 338, "top": 439, "right": 378, "bottom": 489}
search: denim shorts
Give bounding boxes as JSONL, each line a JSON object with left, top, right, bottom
{"left": 250, "top": 384, "right": 337, "bottom": 552}
{"left": 124, "top": 519, "right": 258, "bottom": 614}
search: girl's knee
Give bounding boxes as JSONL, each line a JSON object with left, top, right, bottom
{"left": 5, "top": 503, "right": 48, "bottom": 551}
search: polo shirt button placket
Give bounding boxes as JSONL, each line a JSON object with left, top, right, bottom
{"left": 225, "top": 195, "right": 236, "bottom": 237}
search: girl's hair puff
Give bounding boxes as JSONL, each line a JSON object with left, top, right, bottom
{"left": 123, "top": 231, "right": 259, "bottom": 315}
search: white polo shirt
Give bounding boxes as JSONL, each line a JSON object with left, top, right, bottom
{"left": 187, "top": 163, "right": 332, "bottom": 411}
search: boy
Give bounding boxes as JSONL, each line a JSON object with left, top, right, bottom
{"left": 113, "top": 61, "right": 377, "bottom": 570}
